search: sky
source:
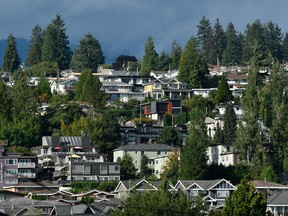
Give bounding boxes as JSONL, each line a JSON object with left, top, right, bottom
{"left": 1, "top": 0, "right": 288, "bottom": 62}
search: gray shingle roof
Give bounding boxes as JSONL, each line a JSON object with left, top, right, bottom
{"left": 267, "top": 191, "right": 288, "bottom": 206}
{"left": 114, "top": 143, "right": 176, "bottom": 151}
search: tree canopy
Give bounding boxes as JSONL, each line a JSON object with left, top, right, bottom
{"left": 71, "top": 33, "right": 105, "bottom": 72}
{"left": 2, "top": 33, "right": 21, "bottom": 72}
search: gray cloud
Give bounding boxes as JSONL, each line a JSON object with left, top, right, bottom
{"left": 1, "top": 0, "right": 288, "bottom": 62}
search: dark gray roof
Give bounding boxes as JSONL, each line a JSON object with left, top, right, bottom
{"left": 251, "top": 180, "right": 288, "bottom": 189}
{"left": 114, "top": 143, "right": 176, "bottom": 151}
{"left": 267, "top": 191, "right": 288, "bottom": 206}
{"left": 177, "top": 179, "right": 227, "bottom": 190}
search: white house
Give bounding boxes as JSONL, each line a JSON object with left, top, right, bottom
{"left": 218, "top": 103, "right": 243, "bottom": 116}
{"left": 50, "top": 78, "right": 78, "bottom": 94}
{"left": 191, "top": 88, "right": 217, "bottom": 98}
{"left": 207, "top": 144, "right": 236, "bottom": 166}
{"left": 113, "top": 144, "right": 177, "bottom": 178}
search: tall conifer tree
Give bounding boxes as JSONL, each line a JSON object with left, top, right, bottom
{"left": 179, "top": 108, "right": 209, "bottom": 179}
{"left": 223, "top": 102, "right": 237, "bottom": 145}
{"left": 2, "top": 33, "right": 21, "bottom": 72}
{"left": 42, "top": 13, "right": 71, "bottom": 70}
{"left": 140, "top": 36, "right": 158, "bottom": 75}
{"left": 71, "top": 33, "right": 105, "bottom": 72}
{"left": 26, "top": 24, "right": 43, "bottom": 66}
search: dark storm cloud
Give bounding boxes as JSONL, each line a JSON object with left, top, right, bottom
{"left": 1, "top": 0, "right": 288, "bottom": 61}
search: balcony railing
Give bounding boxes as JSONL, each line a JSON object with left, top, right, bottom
{"left": 18, "top": 162, "right": 35, "bottom": 169}
{"left": 18, "top": 173, "right": 36, "bottom": 178}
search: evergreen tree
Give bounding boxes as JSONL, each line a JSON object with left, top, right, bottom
{"left": 0, "top": 79, "right": 10, "bottom": 119}
{"left": 260, "top": 165, "right": 279, "bottom": 183}
{"left": 197, "top": 16, "right": 215, "bottom": 64}
{"left": 170, "top": 41, "right": 182, "bottom": 70}
{"left": 2, "top": 33, "right": 21, "bottom": 72}
{"left": 213, "top": 18, "right": 226, "bottom": 65}
{"left": 37, "top": 77, "right": 51, "bottom": 103}
{"left": 215, "top": 76, "right": 233, "bottom": 104}
{"left": 120, "top": 153, "right": 137, "bottom": 180}
{"left": 42, "top": 13, "right": 71, "bottom": 70}
{"left": 71, "top": 33, "right": 105, "bottom": 72}
{"left": 269, "top": 61, "right": 288, "bottom": 173}
{"left": 140, "top": 36, "right": 158, "bottom": 75}
{"left": 178, "top": 37, "right": 208, "bottom": 88}
{"left": 222, "top": 22, "right": 242, "bottom": 66}
{"left": 282, "top": 32, "right": 288, "bottom": 63}
{"left": 26, "top": 24, "right": 43, "bottom": 66}
{"left": 157, "top": 126, "right": 183, "bottom": 147}
{"left": 223, "top": 102, "right": 237, "bottom": 145}
{"left": 234, "top": 43, "right": 270, "bottom": 175}
{"left": 213, "top": 122, "right": 223, "bottom": 144}
{"left": 76, "top": 69, "right": 107, "bottom": 107}
{"left": 96, "top": 111, "right": 121, "bottom": 160}
{"left": 223, "top": 179, "right": 267, "bottom": 216}
{"left": 156, "top": 51, "right": 171, "bottom": 71}
{"left": 264, "top": 21, "right": 283, "bottom": 61}
{"left": 179, "top": 108, "right": 209, "bottom": 179}
{"left": 11, "top": 72, "right": 37, "bottom": 120}
{"left": 242, "top": 19, "right": 266, "bottom": 63}
{"left": 140, "top": 154, "right": 150, "bottom": 177}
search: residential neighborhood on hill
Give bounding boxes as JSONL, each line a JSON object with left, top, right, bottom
{"left": 2, "top": 12, "right": 288, "bottom": 215}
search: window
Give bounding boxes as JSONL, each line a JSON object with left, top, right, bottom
{"left": 43, "top": 149, "right": 48, "bottom": 154}
{"left": 83, "top": 176, "right": 92, "bottom": 181}
{"left": 5, "top": 179, "right": 18, "bottom": 184}
{"left": 6, "top": 169, "right": 17, "bottom": 176}
{"left": 135, "top": 160, "right": 137, "bottom": 164}
{"left": 84, "top": 165, "right": 91, "bottom": 172}
{"left": 135, "top": 151, "right": 137, "bottom": 154}
{"left": 101, "top": 165, "right": 108, "bottom": 171}
{"left": 157, "top": 151, "right": 161, "bottom": 155}
{"left": 99, "top": 176, "right": 109, "bottom": 181}
{"left": 114, "top": 176, "right": 120, "bottom": 181}
{"left": 115, "top": 166, "right": 120, "bottom": 171}
{"left": 156, "top": 160, "right": 158, "bottom": 164}
{"left": 217, "top": 190, "right": 229, "bottom": 197}
{"left": 5, "top": 159, "right": 17, "bottom": 165}
{"left": 188, "top": 190, "right": 198, "bottom": 197}
{"left": 141, "top": 151, "right": 144, "bottom": 155}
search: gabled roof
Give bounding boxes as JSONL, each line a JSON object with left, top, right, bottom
{"left": 267, "top": 191, "right": 288, "bottom": 206}
{"left": 251, "top": 180, "right": 288, "bottom": 189}
{"left": 71, "top": 189, "right": 101, "bottom": 197}
{"left": 175, "top": 179, "right": 236, "bottom": 191}
{"left": 114, "top": 143, "right": 176, "bottom": 152}
{"left": 115, "top": 179, "right": 175, "bottom": 192}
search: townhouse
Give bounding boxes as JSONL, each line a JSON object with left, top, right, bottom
{"left": 0, "top": 142, "right": 37, "bottom": 187}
